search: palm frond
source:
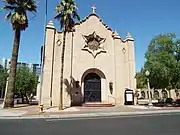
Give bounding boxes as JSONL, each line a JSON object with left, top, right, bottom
{"left": 55, "top": 0, "right": 80, "bottom": 31}
{"left": 4, "top": 12, "right": 11, "bottom": 20}
{"left": 24, "top": 0, "right": 37, "bottom": 12}
{"left": 72, "top": 11, "right": 80, "bottom": 21}
{"left": 61, "top": 0, "right": 66, "bottom": 7}
{"left": 2, "top": 5, "right": 16, "bottom": 10}
{"left": 60, "top": 19, "right": 64, "bottom": 30}
{"left": 2, "top": 0, "right": 18, "bottom": 6}
{"left": 55, "top": 5, "right": 64, "bottom": 13}
{"left": 55, "top": 13, "right": 62, "bottom": 20}
{"left": 2, "top": 0, "right": 37, "bottom": 30}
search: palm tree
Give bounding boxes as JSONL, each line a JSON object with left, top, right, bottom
{"left": 55, "top": 0, "right": 80, "bottom": 110}
{"left": 1, "top": 0, "right": 37, "bottom": 108}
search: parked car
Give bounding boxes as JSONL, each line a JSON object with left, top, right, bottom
{"left": 29, "top": 96, "right": 38, "bottom": 105}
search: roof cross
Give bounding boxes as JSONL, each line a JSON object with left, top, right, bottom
{"left": 91, "top": 5, "right": 96, "bottom": 14}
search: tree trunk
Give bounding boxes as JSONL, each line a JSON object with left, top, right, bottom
{"left": 21, "top": 91, "right": 24, "bottom": 104}
{"left": 24, "top": 94, "right": 29, "bottom": 104}
{"left": 3, "top": 29, "right": 21, "bottom": 108}
{"left": 59, "top": 31, "right": 66, "bottom": 110}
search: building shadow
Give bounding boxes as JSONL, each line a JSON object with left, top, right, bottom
{"left": 64, "top": 76, "right": 83, "bottom": 106}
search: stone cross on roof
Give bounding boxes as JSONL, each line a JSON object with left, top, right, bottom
{"left": 91, "top": 5, "right": 96, "bottom": 14}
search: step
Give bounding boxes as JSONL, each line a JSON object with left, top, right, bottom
{"left": 82, "top": 102, "right": 115, "bottom": 107}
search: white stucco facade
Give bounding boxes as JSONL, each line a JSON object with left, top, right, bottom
{"left": 40, "top": 13, "right": 136, "bottom": 108}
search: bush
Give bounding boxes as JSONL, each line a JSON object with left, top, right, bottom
{"left": 175, "top": 99, "right": 180, "bottom": 105}
{"left": 158, "top": 99, "right": 165, "bottom": 103}
{"left": 166, "top": 98, "right": 173, "bottom": 105}
{"left": 154, "top": 99, "right": 166, "bottom": 107}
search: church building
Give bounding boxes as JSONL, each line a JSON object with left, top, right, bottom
{"left": 40, "top": 7, "right": 136, "bottom": 108}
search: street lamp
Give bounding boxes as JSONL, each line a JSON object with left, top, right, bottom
{"left": 145, "top": 70, "right": 153, "bottom": 106}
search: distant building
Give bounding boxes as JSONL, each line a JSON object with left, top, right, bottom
{"left": 1, "top": 58, "right": 10, "bottom": 70}
{"left": 1, "top": 58, "right": 41, "bottom": 76}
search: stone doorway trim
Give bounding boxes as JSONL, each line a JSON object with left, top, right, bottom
{"left": 81, "top": 68, "right": 106, "bottom": 103}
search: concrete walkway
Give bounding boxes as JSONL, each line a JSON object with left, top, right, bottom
{"left": 0, "top": 104, "right": 180, "bottom": 119}
{"left": 0, "top": 104, "right": 27, "bottom": 117}
{"left": 0, "top": 104, "right": 29, "bottom": 117}
{"left": 0, "top": 109, "right": 27, "bottom": 117}
{"left": 1, "top": 109, "right": 180, "bottom": 120}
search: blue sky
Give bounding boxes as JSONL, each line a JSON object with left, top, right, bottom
{"left": 0, "top": 0, "right": 180, "bottom": 72}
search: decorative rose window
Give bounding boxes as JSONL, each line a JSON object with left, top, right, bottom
{"left": 82, "top": 31, "right": 106, "bottom": 58}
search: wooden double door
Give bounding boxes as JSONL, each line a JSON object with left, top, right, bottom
{"left": 84, "top": 73, "right": 101, "bottom": 102}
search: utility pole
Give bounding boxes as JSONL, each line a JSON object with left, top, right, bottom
{"left": 145, "top": 70, "right": 153, "bottom": 106}
{"left": 39, "top": 0, "right": 48, "bottom": 106}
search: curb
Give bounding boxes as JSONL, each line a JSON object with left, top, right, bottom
{"left": 0, "top": 109, "right": 180, "bottom": 120}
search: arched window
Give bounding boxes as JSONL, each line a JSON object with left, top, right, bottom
{"left": 162, "top": 90, "right": 168, "bottom": 99}
{"left": 175, "top": 89, "right": 180, "bottom": 99}
{"left": 141, "top": 91, "right": 145, "bottom": 99}
{"left": 153, "top": 90, "right": 160, "bottom": 100}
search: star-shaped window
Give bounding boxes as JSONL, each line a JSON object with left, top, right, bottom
{"left": 82, "top": 31, "right": 106, "bottom": 58}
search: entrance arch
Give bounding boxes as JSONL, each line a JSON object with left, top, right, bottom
{"left": 81, "top": 68, "right": 106, "bottom": 103}
{"left": 84, "top": 73, "right": 101, "bottom": 102}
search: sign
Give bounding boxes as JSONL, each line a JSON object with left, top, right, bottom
{"left": 124, "top": 89, "right": 134, "bottom": 105}
{"left": 126, "top": 93, "right": 133, "bottom": 102}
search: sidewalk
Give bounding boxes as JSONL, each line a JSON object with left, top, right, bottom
{"left": 0, "top": 104, "right": 180, "bottom": 119}
{"left": 0, "top": 104, "right": 28, "bottom": 117}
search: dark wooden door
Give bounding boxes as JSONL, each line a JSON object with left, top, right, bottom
{"left": 84, "top": 73, "right": 101, "bottom": 102}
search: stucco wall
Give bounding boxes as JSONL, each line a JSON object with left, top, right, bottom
{"left": 41, "top": 14, "right": 136, "bottom": 108}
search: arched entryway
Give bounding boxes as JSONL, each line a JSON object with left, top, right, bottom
{"left": 154, "top": 90, "right": 160, "bottom": 100}
{"left": 162, "top": 90, "right": 168, "bottom": 99}
{"left": 141, "top": 91, "right": 146, "bottom": 99}
{"left": 84, "top": 73, "right": 101, "bottom": 102}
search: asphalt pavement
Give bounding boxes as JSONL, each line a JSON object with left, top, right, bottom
{"left": 0, "top": 113, "right": 180, "bottom": 135}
